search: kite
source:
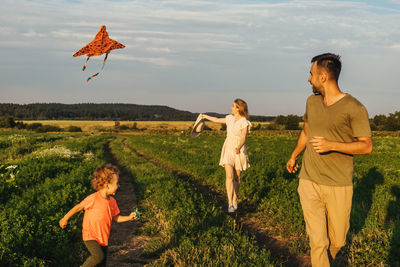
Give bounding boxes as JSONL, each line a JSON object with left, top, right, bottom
{"left": 73, "top": 25, "right": 125, "bottom": 83}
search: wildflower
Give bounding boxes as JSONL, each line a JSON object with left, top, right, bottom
{"left": 5, "top": 165, "right": 18, "bottom": 170}
{"left": 83, "top": 152, "right": 95, "bottom": 161}
{"left": 32, "top": 145, "right": 81, "bottom": 159}
{"left": 8, "top": 134, "right": 27, "bottom": 144}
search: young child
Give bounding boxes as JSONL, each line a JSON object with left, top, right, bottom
{"left": 59, "top": 164, "right": 137, "bottom": 267}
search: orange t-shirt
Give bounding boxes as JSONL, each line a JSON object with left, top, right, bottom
{"left": 80, "top": 192, "right": 120, "bottom": 246}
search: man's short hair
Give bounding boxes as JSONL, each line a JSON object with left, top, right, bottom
{"left": 311, "top": 53, "right": 342, "bottom": 81}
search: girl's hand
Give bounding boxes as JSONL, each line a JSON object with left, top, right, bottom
{"left": 59, "top": 218, "right": 68, "bottom": 229}
{"left": 128, "top": 212, "right": 137, "bottom": 221}
{"left": 235, "top": 147, "right": 240, "bottom": 154}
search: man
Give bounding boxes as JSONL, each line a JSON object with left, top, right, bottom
{"left": 286, "top": 53, "right": 373, "bottom": 267}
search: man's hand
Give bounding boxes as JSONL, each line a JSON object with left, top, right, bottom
{"left": 286, "top": 158, "right": 299, "bottom": 173}
{"left": 309, "top": 136, "right": 334, "bottom": 153}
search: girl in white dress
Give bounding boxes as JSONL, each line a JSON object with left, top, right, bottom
{"left": 201, "top": 99, "right": 251, "bottom": 213}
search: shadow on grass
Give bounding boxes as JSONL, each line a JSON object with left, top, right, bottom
{"left": 333, "top": 167, "right": 384, "bottom": 266}
{"left": 385, "top": 185, "right": 400, "bottom": 266}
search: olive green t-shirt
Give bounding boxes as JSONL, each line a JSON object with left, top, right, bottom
{"left": 299, "top": 94, "right": 371, "bottom": 186}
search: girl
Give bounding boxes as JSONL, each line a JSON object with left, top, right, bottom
{"left": 59, "top": 164, "right": 137, "bottom": 267}
{"left": 201, "top": 98, "right": 251, "bottom": 213}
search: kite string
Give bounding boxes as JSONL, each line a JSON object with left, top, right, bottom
{"left": 86, "top": 53, "right": 109, "bottom": 83}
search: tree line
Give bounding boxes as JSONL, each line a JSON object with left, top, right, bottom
{"left": 1, "top": 103, "right": 399, "bottom": 131}
{"left": 370, "top": 111, "right": 400, "bottom": 131}
{"left": 0, "top": 103, "right": 274, "bottom": 122}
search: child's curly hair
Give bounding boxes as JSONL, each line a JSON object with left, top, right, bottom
{"left": 91, "top": 164, "right": 120, "bottom": 191}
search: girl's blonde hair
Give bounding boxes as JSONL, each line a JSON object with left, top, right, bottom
{"left": 91, "top": 164, "right": 120, "bottom": 191}
{"left": 234, "top": 98, "right": 249, "bottom": 119}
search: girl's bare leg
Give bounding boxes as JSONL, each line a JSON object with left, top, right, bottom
{"left": 233, "top": 169, "right": 241, "bottom": 204}
{"left": 224, "top": 164, "right": 234, "bottom": 206}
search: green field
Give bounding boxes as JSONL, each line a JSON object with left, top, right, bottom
{"left": 1, "top": 131, "right": 399, "bottom": 266}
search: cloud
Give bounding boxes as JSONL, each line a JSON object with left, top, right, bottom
{"left": 0, "top": 26, "right": 17, "bottom": 36}
{"left": 111, "top": 54, "right": 183, "bottom": 66}
{"left": 329, "top": 39, "right": 359, "bottom": 49}
{"left": 51, "top": 30, "right": 92, "bottom": 39}
{"left": 23, "top": 30, "right": 47, "bottom": 38}
{"left": 388, "top": 43, "right": 400, "bottom": 50}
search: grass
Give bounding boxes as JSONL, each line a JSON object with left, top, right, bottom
{"left": 22, "top": 120, "right": 225, "bottom": 132}
{"left": 1, "top": 129, "right": 400, "bottom": 266}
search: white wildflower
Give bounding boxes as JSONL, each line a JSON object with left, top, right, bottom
{"left": 83, "top": 152, "right": 95, "bottom": 161}
{"left": 8, "top": 134, "right": 27, "bottom": 144}
{"left": 5, "top": 165, "right": 18, "bottom": 170}
{"left": 32, "top": 145, "right": 81, "bottom": 159}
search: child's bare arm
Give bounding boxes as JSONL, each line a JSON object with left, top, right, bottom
{"left": 59, "top": 203, "right": 84, "bottom": 229}
{"left": 113, "top": 212, "right": 137, "bottom": 223}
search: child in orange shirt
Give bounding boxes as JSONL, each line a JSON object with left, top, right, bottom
{"left": 59, "top": 164, "right": 137, "bottom": 267}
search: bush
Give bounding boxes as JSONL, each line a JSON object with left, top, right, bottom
{"left": 118, "top": 125, "right": 130, "bottom": 130}
{"left": 385, "top": 112, "right": 400, "bottom": 131}
{"left": 372, "top": 112, "right": 400, "bottom": 131}
{"left": 0, "top": 117, "right": 16, "bottom": 128}
{"left": 266, "top": 123, "right": 279, "bottom": 130}
{"left": 252, "top": 123, "right": 261, "bottom": 131}
{"left": 275, "top": 115, "right": 287, "bottom": 125}
{"left": 285, "top": 115, "right": 300, "bottom": 130}
{"left": 26, "top": 123, "right": 43, "bottom": 130}
{"left": 35, "top": 125, "right": 63, "bottom": 133}
{"left": 65, "top": 126, "right": 82, "bottom": 132}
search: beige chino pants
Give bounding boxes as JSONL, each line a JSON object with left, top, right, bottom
{"left": 298, "top": 178, "right": 353, "bottom": 267}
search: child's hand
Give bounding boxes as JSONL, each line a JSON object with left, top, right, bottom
{"left": 128, "top": 212, "right": 137, "bottom": 221}
{"left": 59, "top": 217, "right": 68, "bottom": 229}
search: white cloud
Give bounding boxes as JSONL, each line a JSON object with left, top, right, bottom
{"left": 329, "top": 39, "right": 359, "bottom": 49}
{"left": 388, "top": 43, "right": 400, "bottom": 50}
{"left": 0, "top": 26, "right": 17, "bottom": 36}
{"left": 111, "top": 54, "right": 183, "bottom": 66}
{"left": 22, "top": 30, "right": 47, "bottom": 38}
{"left": 51, "top": 30, "right": 92, "bottom": 39}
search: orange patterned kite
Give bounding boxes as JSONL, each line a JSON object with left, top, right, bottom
{"left": 73, "top": 25, "right": 125, "bottom": 83}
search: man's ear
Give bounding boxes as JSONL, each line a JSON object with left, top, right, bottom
{"left": 319, "top": 71, "right": 328, "bottom": 83}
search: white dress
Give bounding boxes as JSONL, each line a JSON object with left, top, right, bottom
{"left": 219, "top": 114, "right": 251, "bottom": 171}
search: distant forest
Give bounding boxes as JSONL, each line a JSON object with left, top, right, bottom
{"left": 0, "top": 103, "right": 275, "bottom": 122}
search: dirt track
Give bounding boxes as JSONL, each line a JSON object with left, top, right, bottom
{"left": 104, "top": 142, "right": 153, "bottom": 267}
{"left": 122, "top": 140, "right": 311, "bottom": 267}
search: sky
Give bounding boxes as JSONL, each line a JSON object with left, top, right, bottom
{"left": 1, "top": 0, "right": 399, "bottom": 116}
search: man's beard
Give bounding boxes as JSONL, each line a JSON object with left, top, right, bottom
{"left": 312, "top": 84, "right": 321, "bottom": 95}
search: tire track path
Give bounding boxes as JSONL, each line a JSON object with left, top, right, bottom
{"left": 122, "top": 139, "right": 311, "bottom": 267}
{"left": 103, "top": 141, "right": 154, "bottom": 267}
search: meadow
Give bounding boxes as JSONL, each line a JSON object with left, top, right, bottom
{"left": 23, "top": 120, "right": 225, "bottom": 132}
{"left": 1, "top": 127, "right": 399, "bottom": 266}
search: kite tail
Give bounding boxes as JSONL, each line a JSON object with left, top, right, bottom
{"left": 86, "top": 53, "right": 108, "bottom": 83}
{"left": 82, "top": 57, "right": 90, "bottom": 71}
